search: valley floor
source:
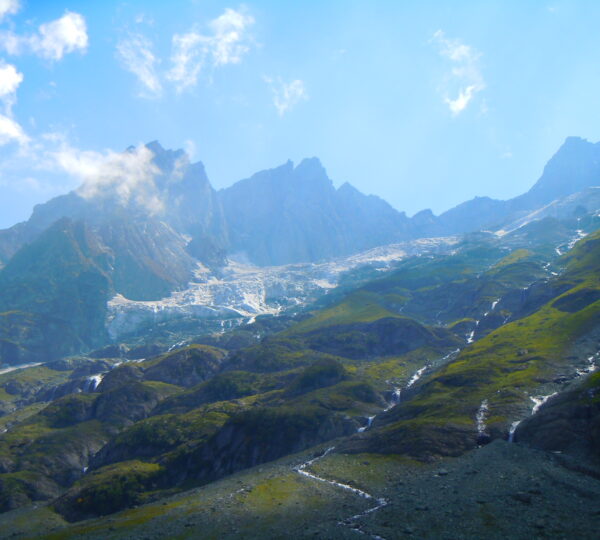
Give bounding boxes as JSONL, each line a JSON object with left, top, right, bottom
{"left": 1, "top": 439, "right": 599, "bottom": 539}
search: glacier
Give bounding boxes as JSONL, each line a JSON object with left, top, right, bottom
{"left": 107, "top": 237, "right": 457, "bottom": 339}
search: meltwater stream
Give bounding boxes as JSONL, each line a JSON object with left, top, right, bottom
{"left": 357, "top": 364, "right": 427, "bottom": 433}
{"left": 406, "top": 366, "right": 427, "bottom": 389}
{"left": 280, "top": 350, "right": 463, "bottom": 535}
{"left": 0, "top": 362, "right": 42, "bottom": 376}
{"left": 294, "top": 447, "right": 388, "bottom": 539}
{"left": 290, "top": 352, "right": 465, "bottom": 536}
{"left": 357, "top": 349, "right": 461, "bottom": 433}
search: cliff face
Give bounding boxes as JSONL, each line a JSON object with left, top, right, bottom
{"left": 220, "top": 158, "right": 411, "bottom": 266}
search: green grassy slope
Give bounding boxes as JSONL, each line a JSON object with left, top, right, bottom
{"left": 346, "top": 230, "right": 600, "bottom": 458}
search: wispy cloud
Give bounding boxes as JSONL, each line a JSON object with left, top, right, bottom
{"left": 264, "top": 77, "right": 308, "bottom": 117}
{"left": 431, "top": 30, "right": 485, "bottom": 116}
{"left": 0, "top": 0, "right": 20, "bottom": 21}
{"left": 0, "top": 11, "right": 88, "bottom": 60}
{"left": 50, "top": 139, "right": 164, "bottom": 214}
{"left": 117, "top": 33, "right": 162, "bottom": 98}
{"left": 166, "top": 7, "right": 255, "bottom": 92}
{"left": 118, "top": 8, "right": 255, "bottom": 96}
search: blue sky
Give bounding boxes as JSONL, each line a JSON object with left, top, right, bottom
{"left": 1, "top": 0, "right": 600, "bottom": 228}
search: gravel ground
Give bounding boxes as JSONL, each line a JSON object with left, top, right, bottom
{"left": 325, "top": 440, "right": 600, "bottom": 540}
{"left": 1, "top": 439, "right": 599, "bottom": 539}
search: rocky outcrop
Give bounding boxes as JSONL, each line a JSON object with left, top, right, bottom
{"left": 143, "top": 345, "right": 226, "bottom": 387}
{"left": 165, "top": 405, "right": 356, "bottom": 487}
{"left": 341, "top": 419, "right": 477, "bottom": 459}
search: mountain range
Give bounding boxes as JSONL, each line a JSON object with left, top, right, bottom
{"left": 3, "top": 136, "right": 600, "bottom": 271}
{"left": 0, "top": 135, "right": 600, "bottom": 538}
{"left": 0, "top": 136, "right": 599, "bottom": 366}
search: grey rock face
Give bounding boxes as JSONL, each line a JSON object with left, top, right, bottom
{"left": 220, "top": 158, "right": 411, "bottom": 265}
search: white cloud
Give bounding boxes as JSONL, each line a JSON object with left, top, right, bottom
{"left": 32, "top": 11, "right": 88, "bottom": 60}
{"left": 0, "top": 135, "right": 167, "bottom": 212}
{"left": 168, "top": 31, "right": 209, "bottom": 92}
{"left": 209, "top": 8, "right": 254, "bottom": 66}
{"left": 0, "top": 11, "right": 88, "bottom": 60}
{"left": 431, "top": 30, "right": 485, "bottom": 116}
{"left": 0, "top": 60, "right": 26, "bottom": 145}
{"left": 167, "top": 8, "right": 254, "bottom": 92}
{"left": 50, "top": 142, "right": 163, "bottom": 214}
{"left": 0, "top": 11, "right": 87, "bottom": 148}
{"left": 117, "top": 33, "right": 162, "bottom": 97}
{"left": 265, "top": 77, "right": 308, "bottom": 116}
{"left": 0, "top": 60, "right": 22, "bottom": 107}
{"left": 0, "top": 0, "right": 19, "bottom": 21}
{"left": 0, "top": 113, "right": 27, "bottom": 145}
{"left": 446, "top": 85, "right": 477, "bottom": 115}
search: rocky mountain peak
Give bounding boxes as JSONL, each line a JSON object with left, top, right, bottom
{"left": 294, "top": 157, "right": 329, "bottom": 181}
{"left": 144, "top": 141, "right": 190, "bottom": 183}
{"left": 337, "top": 181, "right": 360, "bottom": 196}
{"left": 515, "top": 136, "right": 600, "bottom": 209}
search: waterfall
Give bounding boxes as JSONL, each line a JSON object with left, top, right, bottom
{"left": 508, "top": 421, "right": 521, "bottom": 443}
{"left": 84, "top": 373, "right": 104, "bottom": 393}
{"left": 406, "top": 366, "right": 427, "bottom": 388}
{"left": 508, "top": 392, "right": 557, "bottom": 443}
{"left": 357, "top": 416, "right": 376, "bottom": 433}
{"left": 476, "top": 399, "right": 490, "bottom": 445}
{"left": 476, "top": 399, "right": 489, "bottom": 435}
